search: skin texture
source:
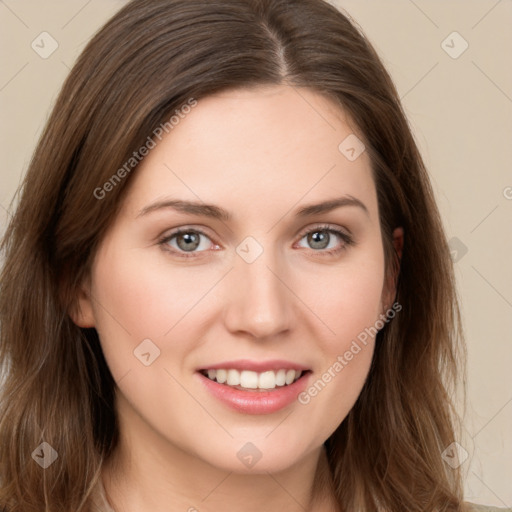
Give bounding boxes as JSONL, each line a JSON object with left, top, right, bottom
{"left": 73, "top": 85, "right": 403, "bottom": 512}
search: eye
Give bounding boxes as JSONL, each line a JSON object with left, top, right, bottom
{"left": 158, "top": 224, "right": 354, "bottom": 259}
{"left": 295, "top": 224, "right": 354, "bottom": 256}
{"left": 159, "top": 228, "right": 219, "bottom": 257}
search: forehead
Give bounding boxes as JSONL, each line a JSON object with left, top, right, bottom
{"left": 122, "top": 85, "right": 377, "bottom": 220}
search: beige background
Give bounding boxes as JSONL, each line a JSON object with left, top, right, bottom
{"left": 0, "top": 0, "right": 511, "bottom": 507}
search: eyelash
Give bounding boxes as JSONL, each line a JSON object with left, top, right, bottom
{"left": 158, "top": 224, "right": 354, "bottom": 259}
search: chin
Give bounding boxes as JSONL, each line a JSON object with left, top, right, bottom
{"left": 189, "top": 433, "right": 320, "bottom": 475}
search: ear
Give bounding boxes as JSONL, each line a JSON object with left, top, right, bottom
{"left": 392, "top": 226, "right": 404, "bottom": 263}
{"left": 68, "top": 280, "right": 96, "bottom": 328}
{"left": 382, "top": 227, "right": 404, "bottom": 310}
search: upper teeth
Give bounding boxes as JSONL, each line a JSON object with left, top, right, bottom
{"left": 205, "top": 369, "right": 302, "bottom": 389}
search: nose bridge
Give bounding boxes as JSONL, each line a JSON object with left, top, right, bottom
{"left": 223, "top": 237, "right": 292, "bottom": 338}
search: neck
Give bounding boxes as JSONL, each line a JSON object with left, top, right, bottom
{"left": 101, "top": 399, "right": 338, "bottom": 512}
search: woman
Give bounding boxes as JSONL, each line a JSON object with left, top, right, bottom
{"left": 0, "top": 0, "right": 507, "bottom": 511}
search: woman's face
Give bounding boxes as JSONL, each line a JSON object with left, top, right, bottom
{"left": 76, "top": 85, "right": 398, "bottom": 474}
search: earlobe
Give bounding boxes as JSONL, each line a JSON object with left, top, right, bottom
{"left": 68, "top": 283, "right": 96, "bottom": 328}
{"left": 392, "top": 227, "right": 404, "bottom": 262}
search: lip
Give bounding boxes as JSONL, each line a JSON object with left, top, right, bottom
{"left": 197, "top": 368, "right": 312, "bottom": 415}
{"left": 197, "top": 359, "right": 310, "bottom": 373}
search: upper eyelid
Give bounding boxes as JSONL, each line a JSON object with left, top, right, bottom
{"left": 295, "top": 223, "right": 352, "bottom": 238}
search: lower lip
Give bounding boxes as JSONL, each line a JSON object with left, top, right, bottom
{"left": 197, "top": 372, "right": 311, "bottom": 415}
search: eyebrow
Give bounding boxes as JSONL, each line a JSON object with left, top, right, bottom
{"left": 136, "top": 195, "right": 368, "bottom": 221}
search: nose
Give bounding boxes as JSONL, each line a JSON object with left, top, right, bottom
{"left": 222, "top": 248, "right": 293, "bottom": 340}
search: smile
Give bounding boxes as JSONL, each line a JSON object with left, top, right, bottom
{"left": 200, "top": 368, "right": 303, "bottom": 391}
{"left": 197, "top": 360, "right": 312, "bottom": 414}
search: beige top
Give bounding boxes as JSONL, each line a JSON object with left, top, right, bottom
{"left": 469, "top": 507, "right": 512, "bottom": 512}
{"left": 470, "top": 503, "right": 512, "bottom": 512}
{"left": 91, "top": 480, "right": 511, "bottom": 512}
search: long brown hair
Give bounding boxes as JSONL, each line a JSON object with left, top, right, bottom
{"left": 0, "top": 0, "right": 467, "bottom": 510}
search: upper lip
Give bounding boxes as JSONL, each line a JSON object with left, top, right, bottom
{"left": 198, "top": 359, "right": 311, "bottom": 372}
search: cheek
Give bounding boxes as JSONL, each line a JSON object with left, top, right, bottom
{"left": 88, "top": 243, "right": 221, "bottom": 378}
{"left": 296, "top": 273, "right": 381, "bottom": 440}
{"left": 298, "top": 342, "right": 374, "bottom": 445}
{"left": 293, "top": 245, "right": 384, "bottom": 428}
{"left": 297, "top": 243, "right": 386, "bottom": 351}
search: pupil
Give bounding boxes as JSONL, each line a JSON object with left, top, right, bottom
{"left": 309, "top": 231, "right": 329, "bottom": 249}
{"left": 178, "top": 232, "right": 200, "bottom": 251}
